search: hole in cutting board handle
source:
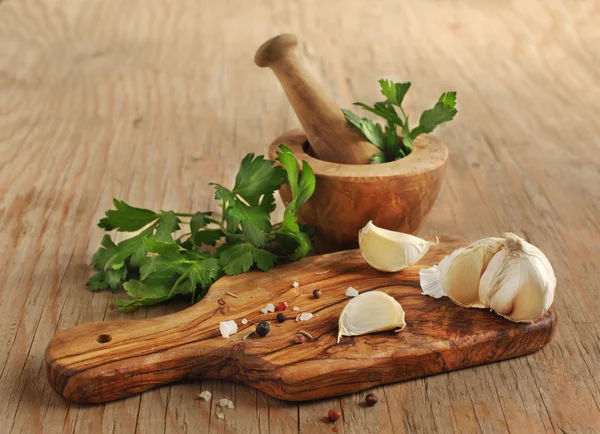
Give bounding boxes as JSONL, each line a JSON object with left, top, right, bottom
{"left": 96, "top": 334, "right": 112, "bottom": 344}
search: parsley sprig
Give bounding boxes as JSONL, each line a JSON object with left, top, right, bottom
{"left": 343, "top": 79, "right": 457, "bottom": 164}
{"left": 87, "top": 145, "right": 315, "bottom": 311}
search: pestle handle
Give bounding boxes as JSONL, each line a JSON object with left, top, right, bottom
{"left": 255, "top": 34, "right": 377, "bottom": 165}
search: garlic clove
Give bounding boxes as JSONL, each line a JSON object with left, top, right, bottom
{"left": 359, "top": 221, "right": 438, "bottom": 272}
{"left": 479, "top": 233, "right": 555, "bottom": 322}
{"left": 338, "top": 291, "right": 406, "bottom": 343}
{"left": 421, "top": 237, "right": 504, "bottom": 308}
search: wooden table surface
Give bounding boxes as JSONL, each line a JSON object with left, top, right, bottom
{"left": 1, "top": 0, "right": 599, "bottom": 433}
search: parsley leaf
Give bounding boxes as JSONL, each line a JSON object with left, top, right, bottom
{"left": 219, "top": 242, "right": 278, "bottom": 275}
{"left": 86, "top": 272, "right": 109, "bottom": 292}
{"left": 232, "top": 154, "right": 286, "bottom": 207}
{"left": 98, "top": 199, "right": 159, "bottom": 231}
{"left": 139, "top": 255, "right": 179, "bottom": 284}
{"left": 87, "top": 145, "right": 316, "bottom": 311}
{"left": 142, "top": 237, "right": 181, "bottom": 257}
{"left": 344, "top": 79, "right": 457, "bottom": 164}
{"left": 116, "top": 281, "right": 171, "bottom": 311}
{"left": 379, "top": 79, "right": 411, "bottom": 107}
{"left": 193, "top": 229, "right": 223, "bottom": 246}
{"left": 353, "top": 101, "right": 403, "bottom": 126}
{"left": 276, "top": 145, "right": 316, "bottom": 213}
{"left": 104, "top": 228, "right": 154, "bottom": 270}
{"left": 274, "top": 145, "right": 316, "bottom": 260}
{"left": 410, "top": 91, "right": 458, "bottom": 139}
{"left": 91, "top": 235, "right": 119, "bottom": 271}
{"left": 370, "top": 152, "right": 386, "bottom": 164}
{"left": 215, "top": 184, "right": 272, "bottom": 247}
{"left": 189, "top": 212, "right": 211, "bottom": 246}
{"left": 226, "top": 202, "right": 271, "bottom": 247}
{"left": 153, "top": 211, "right": 180, "bottom": 242}
{"left": 342, "top": 109, "right": 386, "bottom": 151}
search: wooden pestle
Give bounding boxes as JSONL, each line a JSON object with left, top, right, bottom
{"left": 255, "top": 34, "right": 377, "bottom": 165}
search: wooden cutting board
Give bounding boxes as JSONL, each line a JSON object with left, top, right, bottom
{"left": 45, "top": 237, "right": 556, "bottom": 404}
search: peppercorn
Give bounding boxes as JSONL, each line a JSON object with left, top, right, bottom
{"left": 277, "top": 301, "right": 288, "bottom": 311}
{"left": 276, "top": 313, "right": 286, "bottom": 323}
{"left": 293, "top": 334, "right": 306, "bottom": 344}
{"left": 327, "top": 410, "right": 342, "bottom": 422}
{"left": 313, "top": 289, "right": 322, "bottom": 299}
{"left": 365, "top": 393, "right": 378, "bottom": 406}
{"left": 255, "top": 321, "right": 270, "bottom": 337}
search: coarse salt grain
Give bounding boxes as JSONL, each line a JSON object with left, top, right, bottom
{"left": 299, "top": 312, "right": 313, "bottom": 321}
{"left": 219, "top": 320, "right": 238, "bottom": 338}
{"left": 199, "top": 391, "right": 212, "bottom": 401}
{"left": 227, "top": 400, "right": 234, "bottom": 409}
{"left": 219, "top": 398, "right": 229, "bottom": 407}
{"left": 266, "top": 303, "right": 275, "bottom": 313}
{"left": 345, "top": 286, "right": 359, "bottom": 297}
{"left": 260, "top": 307, "right": 268, "bottom": 314}
{"left": 217, "top": 413, "right": 224, "bottom": 419}
{"left": 293, "top": 306, "right": 300, "bottom": 311}
{"left": 241, "top": 318, "right": 248, "bottom": 325}
{"left": 293, "top": 281, "right": 300, "bottom": 288}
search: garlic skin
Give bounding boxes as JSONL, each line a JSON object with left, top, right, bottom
{"left": 420, "top": 237, "right": 504, "bottom": 308}
{"left": 359, "top": 221, "right": 437, "bottom": 272}
{"left": 338, "top": 291, "right": 406, "bottom": 343}
{"left": 479, "top": 233, "right": 555, "bottom": 322}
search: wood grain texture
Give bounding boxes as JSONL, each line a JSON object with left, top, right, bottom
{"left": 255, "top": 34, "right": 378, "bottom": 165}
{"left": 270, "top": 129, "right": 447, "bottom": 252}
{"left": 46, "top": 240, "right": 556, "bottom": 404}
{"left": 1, "top": 0, "right": 599, "bottom": 432}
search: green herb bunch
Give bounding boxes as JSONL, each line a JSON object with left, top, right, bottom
{"left": 87, "top": 145, "right": 315, "bottom": 312}
{"left": 342, "top": 79, "right": 457, "bottom": 164}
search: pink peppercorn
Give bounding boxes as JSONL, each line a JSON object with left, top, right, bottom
{"left": 293, "top": 334, "right": 306, "bottom": 344}
{"left": 327, "top": 410, "right": 342, "bottom": 422}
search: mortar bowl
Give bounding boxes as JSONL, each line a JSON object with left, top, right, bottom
{"left": 268, "top": 129, "right": 448, "bottom": 252}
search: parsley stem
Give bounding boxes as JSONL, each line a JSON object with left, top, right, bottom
{"left": 175, "top": 232, "right": 191, "bottom": 242}
{"left": 220, "top": 228, "right": 245, "bottom": 240}
{"left": 174, "top": 213, "right": 196, "bottom": 217}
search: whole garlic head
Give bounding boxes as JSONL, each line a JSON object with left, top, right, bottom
{"left": 479, "top": 233, "right": 555, "bottom": 322}
{"left": 420, "top": 237, "right": 504, "bottom": 308}
{"left": 338, "top": 291, "right": 406, "bottom": 343}
{"left": 359, "top": 221, "right": 437, "bottom": 272}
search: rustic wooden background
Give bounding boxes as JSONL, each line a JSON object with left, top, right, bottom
{"left": 1, "top": 0, "right": 599, "bottom": 433}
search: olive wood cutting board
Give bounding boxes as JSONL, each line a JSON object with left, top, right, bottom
{"left": 45, "top": 237, "right": 556, "bottom": 404}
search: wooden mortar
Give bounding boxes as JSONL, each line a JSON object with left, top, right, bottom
{"left": 269, "top": 129, "right": 447, "bottom": 252}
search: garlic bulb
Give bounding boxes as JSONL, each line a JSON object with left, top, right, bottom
{"left": 338, "top": 291, "right": 406, "bottom": 343}
{"left": 420, "top": 237, "right": 504, "bottom": 307}
{"left": 479, "top": 233, "right": 555, "bottom": 322}
{"left": 359, "top": 221, "right": 438, "bottom": 272}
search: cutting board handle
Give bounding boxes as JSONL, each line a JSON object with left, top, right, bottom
{"left": 45, "top": 309, "right": 230, "bottom": 403}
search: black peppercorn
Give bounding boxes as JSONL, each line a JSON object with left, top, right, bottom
{"left": 313, "top": 289, "right": 322, "bottom": 299}
{"left": 255, "top": 320, "right": 270, "bottom": 337}
{"left": 365, "top": 393, "right": 378, "bottom": 406}
{"left": 276, "top": 313, "right": 286, "bottom": 323}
